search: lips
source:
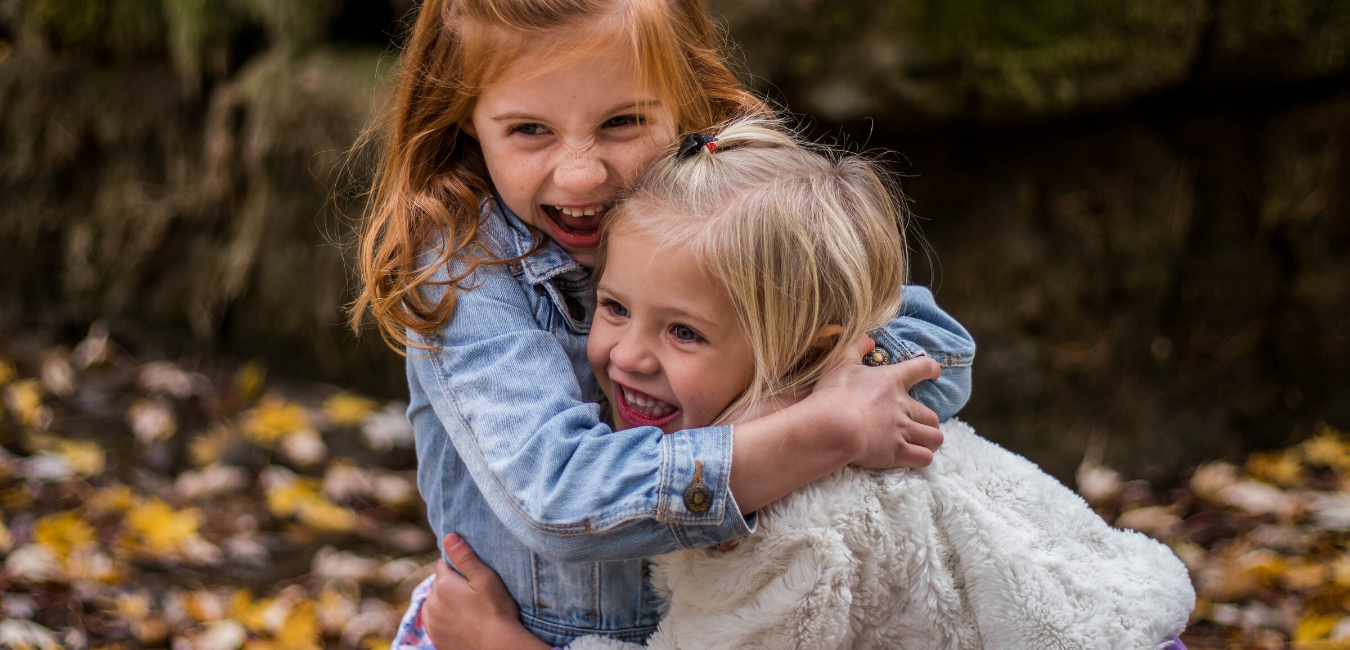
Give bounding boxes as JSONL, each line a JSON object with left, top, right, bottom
{"left": 539, "top": 204, "right": 606, "bottom": 250}
{"left": 614, "top": 382, "right": 680, "bottom": 429}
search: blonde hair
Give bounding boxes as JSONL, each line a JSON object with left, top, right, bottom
{"left": 351, "top": 0, "right": 770, "bottom": 351}
{"left": 598, "top": 117, "right": 908, "bottom": 418}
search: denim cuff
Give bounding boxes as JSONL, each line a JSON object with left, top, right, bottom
{"left": 869, "top": 326, "right": 973, "bottom": 370}
{"left": 656, "top": 424, "right": 755, "bottom": 548}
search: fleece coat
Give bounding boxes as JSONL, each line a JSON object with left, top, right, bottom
{"left": 568, "top": 419, "right": 1194, "bottom": 650}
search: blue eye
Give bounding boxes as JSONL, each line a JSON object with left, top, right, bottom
{"left": 605, "top": 301, "right": 629, "bottom": 318}
{"left": 671, "top": 325, "right": 700, "bottom": 341}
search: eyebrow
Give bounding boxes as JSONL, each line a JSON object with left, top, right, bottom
{"left": 491, "top": 100, "right": 660, "bottom": 122}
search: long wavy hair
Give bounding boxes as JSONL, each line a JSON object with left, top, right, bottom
{"left": 351, "top": 0, "right": 769, "bottom": 351}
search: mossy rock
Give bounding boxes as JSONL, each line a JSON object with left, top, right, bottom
{"left": 711, "top": 0, "right": 1207, "bottom": 123}
{"left": 1203, "top": 0, "right": 1350, "bottom": 84}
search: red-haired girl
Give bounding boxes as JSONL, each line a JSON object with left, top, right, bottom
{"left": 352, "top": 0, "right": 976, "bottom": 646}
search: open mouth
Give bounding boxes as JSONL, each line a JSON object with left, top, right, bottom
{"left": 614, "top": 382, "right": 680, "bottom": 429}
{"left": 540, "top": 204, "right": 608, "bottom": 250}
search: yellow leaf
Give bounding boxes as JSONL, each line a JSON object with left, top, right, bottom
{"left": 1281, "top": 560, "right": 1329, "bottom": 591}
{"left": 360, "top": 637, "right": 392, "bottom": 650}
{"left": 0, "top": 358, "right": 16, "bottom": 386}
{"left": 296, "top": 498, "right": 357, "bottom": 533}
{"left": 4, "top": 379, "right": 45, "bottom": 427}
{"left": 125, "top": 498, "right": 201, "bottom": 556}
{"left": 33, "top": 510, "right": 95, "bottom": 560}
{"left": 1246, "top": 449, "right": 1305, "bottom": 488}
{"left": 190, "top": 423, "right": 238, "bottom": 467}
{"left": 266, "top": 477, "right": 323, "bottom": 518}
{"left": 275, "top": 600, "right": 321, "bottom": 650}
{"left": 87, "top": 485, "right": 139, "bottom": 513}
{"left": 1303, "top": 430, "right": 1350, "bottom": 471}
{"left": 1295, "top": 613, "right": 1342, "bottom": 642}
{"left": 56, "top": 438, "right": 105, "bottom": 477}
{"left": 234, "top": 361, "right": 267, "bottom": 400}
{"left": 323, "top": 392, "right": 377, "bottom": 427}
{"left": 230, "top": 589, "right": 269, "bottom": 634}
{"left": 244, "top": 397, "right": 310, "bottom": 448}
{"left": 0, "top": 519, "right": 13, "bottom": 554}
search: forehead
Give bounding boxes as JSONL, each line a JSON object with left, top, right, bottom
{"left": 600, "top": 231, "right": 733, "bottom": 320}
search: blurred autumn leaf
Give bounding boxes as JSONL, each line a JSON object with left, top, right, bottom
{"left": 0, "top": 328, "right": 430, "bottom": 649}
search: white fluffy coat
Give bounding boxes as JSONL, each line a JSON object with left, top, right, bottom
{"left": 569, "top": 420, "right": 1193, "bottom": 650}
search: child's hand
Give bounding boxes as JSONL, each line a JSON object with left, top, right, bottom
{"left": 810, "top": 335, "right": 944, "bottom": 470}
{"left": 422, "top": 534, "right": 552, "bottom": 650}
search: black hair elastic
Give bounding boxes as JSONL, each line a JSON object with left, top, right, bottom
{"left": 677, "top": 133, "right": 718, "bottom": 159}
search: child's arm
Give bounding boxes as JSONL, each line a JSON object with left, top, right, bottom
{"left": 411, "top": 262, "right": 940, "bottom": 563}
{"left": 872, "top": 285, "right": 976, "bottom": 421}
{"left": 425, "top": 535, "right": 644, "bottom": 650}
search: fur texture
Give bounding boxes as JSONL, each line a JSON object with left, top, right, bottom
{"left": 569, "top": 420, "right": 1194, "bottom": 650}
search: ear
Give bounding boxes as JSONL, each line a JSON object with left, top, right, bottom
{"left": 461, "top": 119, "right": 479, "bottom": 141}
{"left": 809, "top": 324, "right": 843, "bottom": 349}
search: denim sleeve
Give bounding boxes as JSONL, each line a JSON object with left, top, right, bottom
{"left": 869, "top": 285, "right": 976, "bottom": 422}
{"left": 409, "top": 266, "right": 753, "bottom": 562}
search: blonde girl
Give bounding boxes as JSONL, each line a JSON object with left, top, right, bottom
{"left": 356, "top": 0, "right": 977, "bottom": 646}
{"left": 422, "top": 118, "right": 1194, "bottom": 650}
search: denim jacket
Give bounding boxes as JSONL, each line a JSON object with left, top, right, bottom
{"left": 408, "top": 198, "right": 975, "bottom": 646}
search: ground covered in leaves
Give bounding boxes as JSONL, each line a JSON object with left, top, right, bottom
{"left": 2, "top": 325, "right": 1350, "bottom": 650}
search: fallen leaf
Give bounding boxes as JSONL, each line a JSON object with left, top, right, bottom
{"left": 312, "top": 546, "right": 378, "bottom": 582}
{"left": 33, "top": 510, "right": 95, "bottom": 560}
{"left": 0, "top": 358, "right": 17, "bottom": 386}
{"left": 4, "top": 379, "right": 45, "bottom": 427}
{"left": 234, "top": 361, "right": 267, "bottom": 400}
{"left": 244, "top": 397, "right": 310, "bottom": 448}
{"left": 128, "top": 399, "right": 178, "bottom": 445}
{"left": 189, "top": 423, "right": 238, "bottom": 467}
{"left": 3, "top": 545, "right": 62, "bottom": 582}
{"left": 1220, "top": 480, "right": 1300, "bottom": 518}
{"left": 71, "top": 322, "right": 112, "bottom": 370}
{"left": 1247, "top": 450, "right": 1306, "bottom": 488}
{"left": 278, "top": 429, "right": 327, "bottom": 468}
{"left": 139, "top": 361, "right": 202, "bottom": 399}
{"left": 1115, "top": 506, "right": 1181, "bottom": 536}
{"left": 361, "top": 402, "right": 413, "bottom": 452}
{"left": 40, "top": 349, "right": 75, "bottom": 397}
{"left": 125, "top": 498, "right": 202, "bottom": 557}
{"left": 176, "top": 464, "right": 250, "bottom": 501}
{"left": 0, "top": 619, "right": 60, "bottom": 650}
{"left": 191, "top": 619, "right": 248, "bottom": 650}
{"left": 323, "top": 393, "right": 377, "bottom": 428}
{"left": 56, "top": 438, "right": 105, "bottom": 477}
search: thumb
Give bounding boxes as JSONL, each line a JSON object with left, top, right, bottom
{"left": 443, "top": 533, "right": 494, "bottom": 591}
{"left": 895, "top": 356, "right": 941, "bottom": 390}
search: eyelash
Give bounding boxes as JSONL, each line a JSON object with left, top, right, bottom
{"left": 600, "top": 299, "right": 629, "bottom": 318}
{"left": 670, "top": 325, "right": 703, "bottom": 343}
{"left": 508, "top": 115, "right": 645, "bottom": 136}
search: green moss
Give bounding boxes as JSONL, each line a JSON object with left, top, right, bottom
{"left": 18, "top": 0, "right": 166, "bottom": 56}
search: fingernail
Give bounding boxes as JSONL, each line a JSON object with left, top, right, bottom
{"left": 445, "top": 533, "right": 462, "bottom": 549}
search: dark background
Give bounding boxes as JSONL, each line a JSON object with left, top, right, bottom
{"left": 1, "top": 0, "right": 1346, "bottom": 482}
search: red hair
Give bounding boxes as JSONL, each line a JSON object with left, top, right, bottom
{"left": 351, "top": 0, "right": 769, "bottom": 351}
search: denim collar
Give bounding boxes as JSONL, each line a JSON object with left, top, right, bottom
{"left": 485, "top": 194, "right": 587, "bottom": 285}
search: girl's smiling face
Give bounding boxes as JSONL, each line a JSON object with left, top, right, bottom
{"left": 588, "top": 230, "right": 756, "bottom": 433}
{"left": 467, "top": 41, "right": 677, "bottom": 267}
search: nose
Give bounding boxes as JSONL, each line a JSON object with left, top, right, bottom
{"left": 553, "top": 141, "right": 608, "bottom": 195}
{"left": 609, "top": 326, "right": 660, "bottom": 377}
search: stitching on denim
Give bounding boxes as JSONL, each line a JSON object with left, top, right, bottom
{"left": 520, "top": 611, "right": 657, "bottom": 642}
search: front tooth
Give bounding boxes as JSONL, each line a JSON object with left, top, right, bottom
{"left": 584, "top": 208, "right": 596, "bottom": 216}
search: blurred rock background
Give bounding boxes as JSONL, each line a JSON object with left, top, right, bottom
{"left": 0, "top": 0, "right": 1345, "bottom": 483}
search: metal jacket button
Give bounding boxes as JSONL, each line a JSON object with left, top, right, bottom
{"left": 863, "top": 346, "right": 891, "bottom": 366}
{"left": 684, "top": 460, "right": 713, "bottom": 514}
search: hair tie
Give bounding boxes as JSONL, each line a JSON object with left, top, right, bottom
{"left": 678, "top": 133, "right": 718, "bottom": 159}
